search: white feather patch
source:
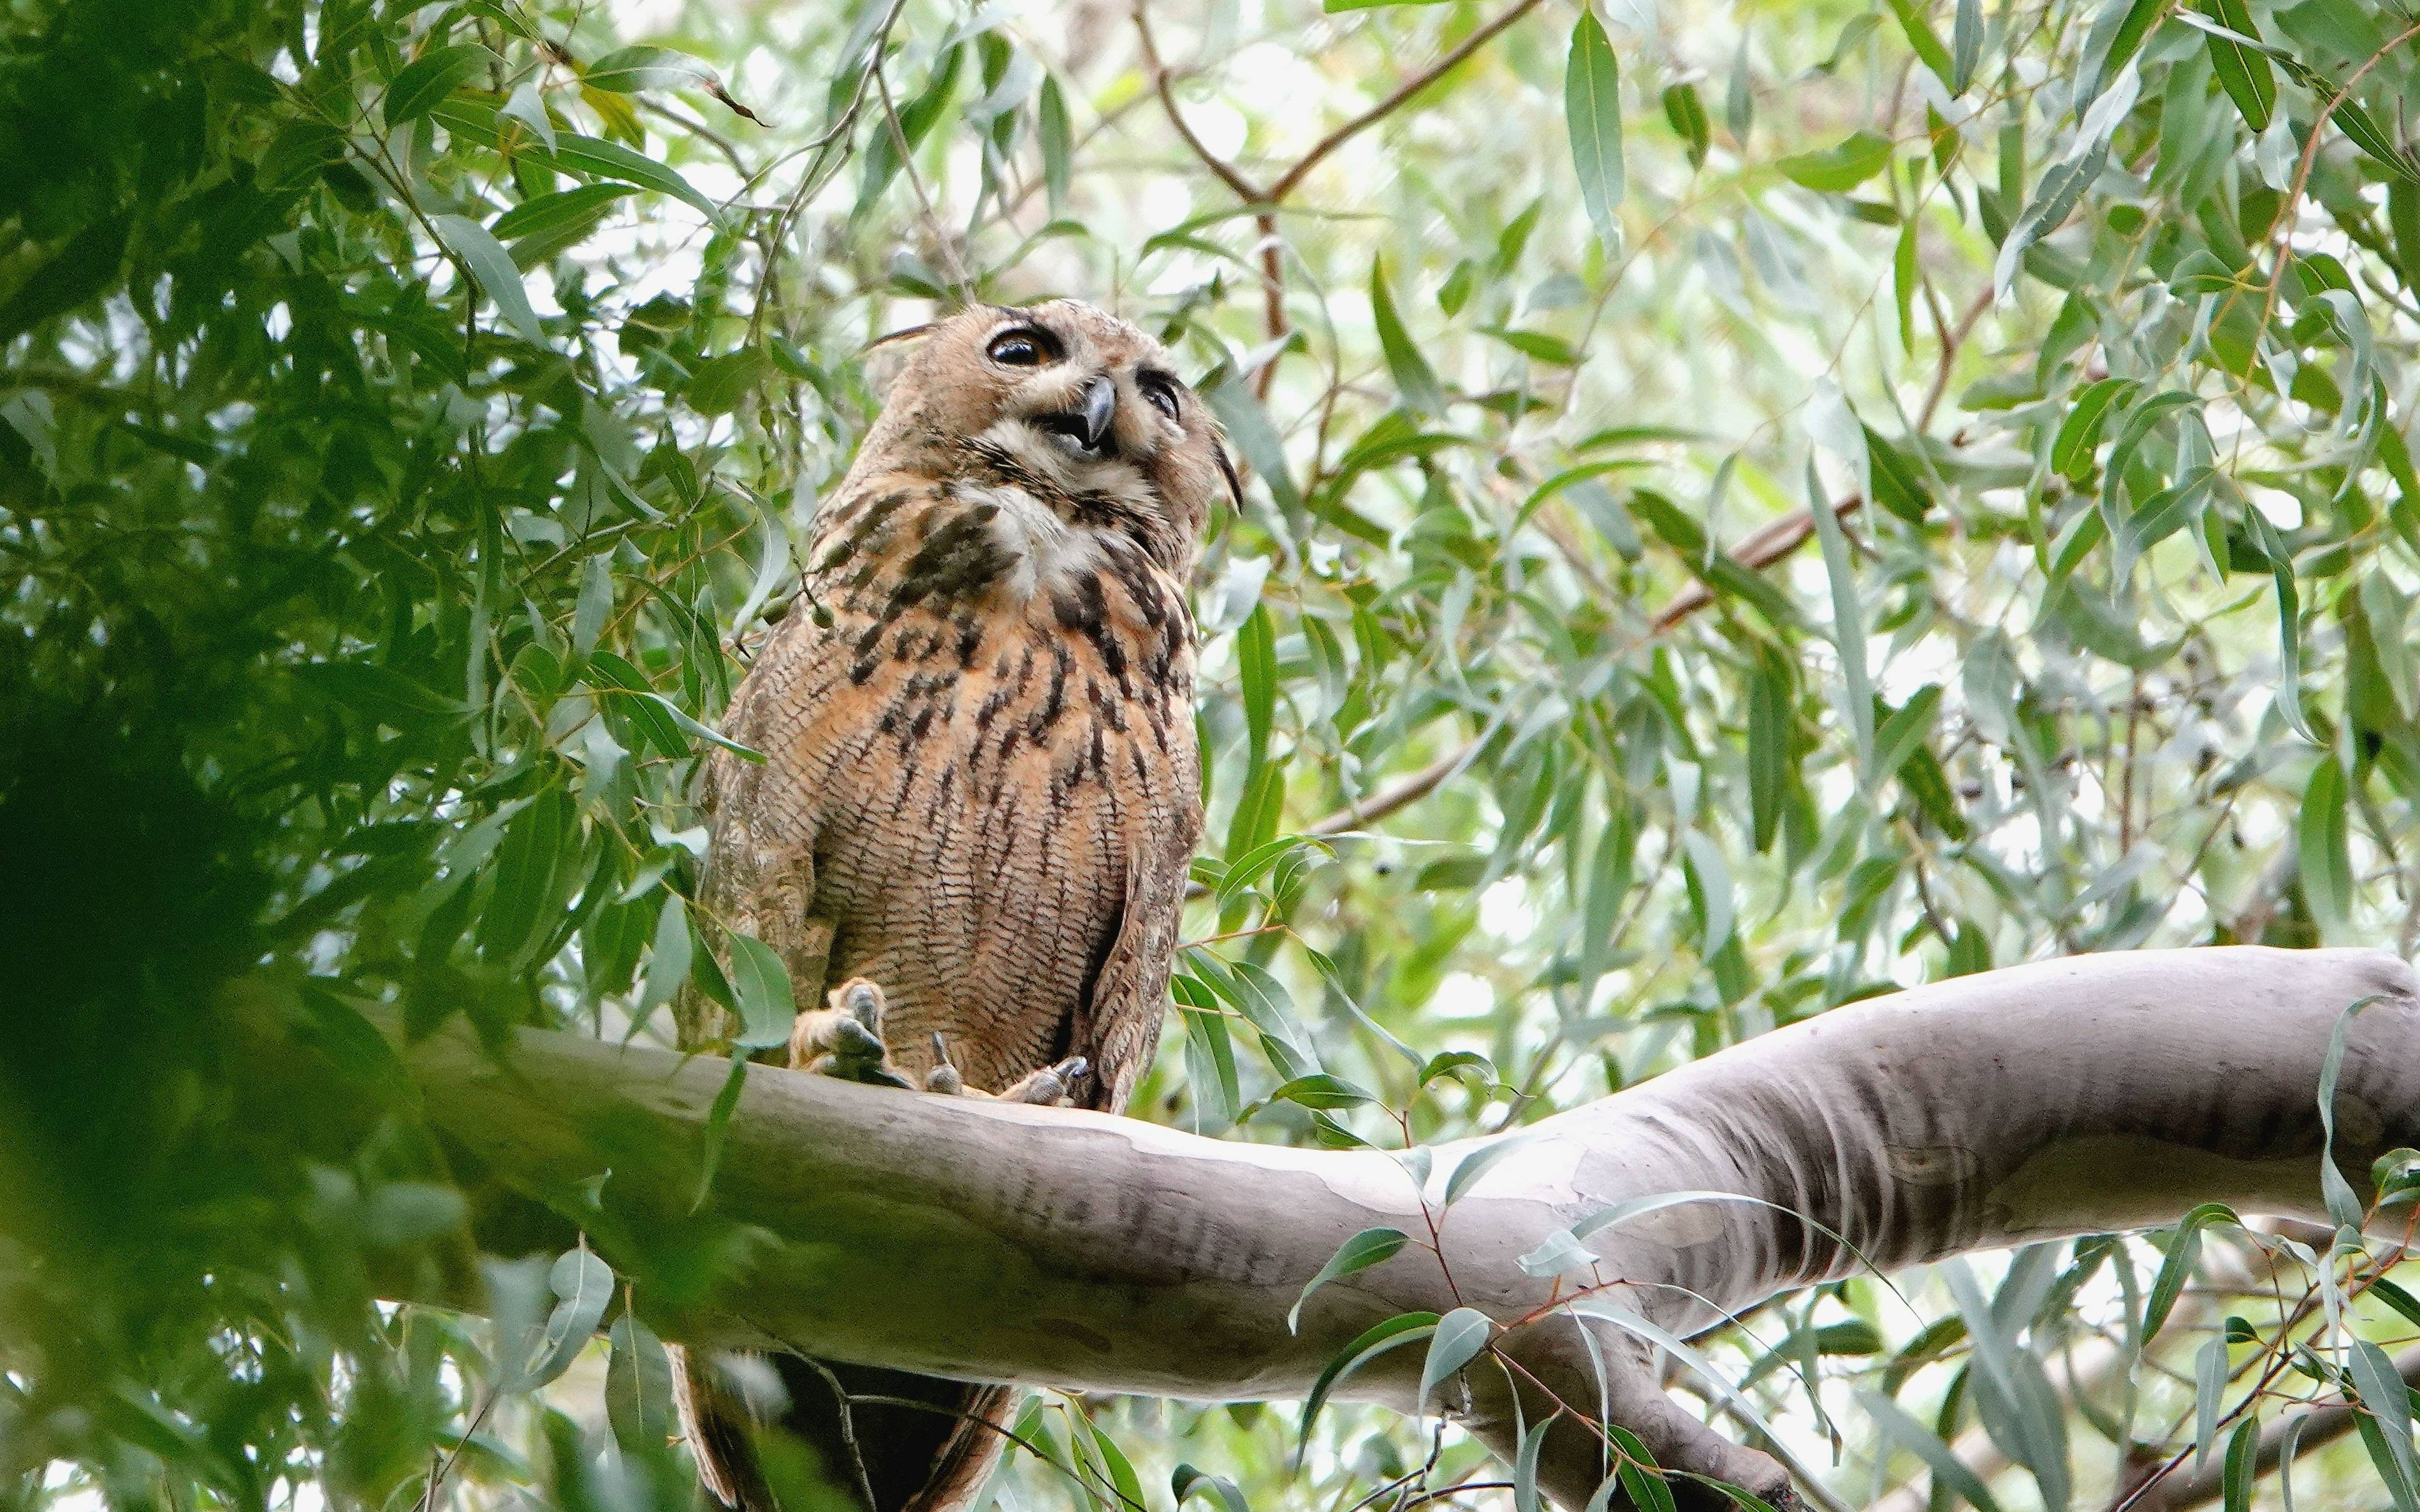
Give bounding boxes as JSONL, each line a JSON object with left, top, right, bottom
{"left": 977, "top": 481, "right": 1105, "bottom": 602}
{"left": 972, "top": 418, "right": 1162, "bottom": 600}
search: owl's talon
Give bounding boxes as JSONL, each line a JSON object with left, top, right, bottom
{"left": 787, "top": 978, "right": 913, "bottom": 1089}
{"left": 924, "top": 1033, "right": 965, "bottom": 1096}
{"left": 1000, "top": 1055, "right": 1089, "bottom": 1106}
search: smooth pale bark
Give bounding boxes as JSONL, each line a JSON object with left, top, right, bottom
{"left": 393, "top": 946, "right": 2420, "bottom": 1509}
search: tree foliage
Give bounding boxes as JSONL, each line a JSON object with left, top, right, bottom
{"left": 6, "top": 0, "right": 2420, "bottom": 1506}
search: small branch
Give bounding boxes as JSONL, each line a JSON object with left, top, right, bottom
{"left": 1132, "top": 3, "right": 1263, "bottom": 207}
{"left": 1261, "top": 0, "right": 1549, "bottom": 206}
{"left": 2252, "top": 24, "right": 2420, "bottom": 357}
{"left": 1647, "top": 494, "right": 1866, "bottom": 636}
{"left": 1916, "top": 285, "right": 1994, "bottom": 432}
{"left": 1133, "top": 0, "right": 1548, "bottom": 390}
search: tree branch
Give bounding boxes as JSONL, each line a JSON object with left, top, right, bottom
{"left": 1135, "top": 0, "right": 1547, "bottom": 391}
{"left": 372, "top": 947, "right": 2420, "bottom": 1511}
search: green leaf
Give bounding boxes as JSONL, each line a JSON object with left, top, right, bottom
{"left": 1893, "top": 219, "right": 1919, "bottom": 354}
{"left": 1950, "top": 0, "right": 1982, "bottom": 93}
{"left": 1418, "top": 1307, "right": 1493, "bottom": 1411}
{"left": 493, "top": 184, "right": 636, "bottom": 266}
{"left": 1370, "top": 256, "right": 1445, "bottom": 416}
{"left": 1267, "top": 1073, "right": 1377, "bottom": 1111}
{"left": 2052, "top": 377, "right": 2138, "bottom": 480}
{"left": 2195, "top": 1334, "right": 2228, "bottom": 1470}
{"left": 2246, "top": 509, "right": 2310, "bottom": 741}
{"left": 1606, "top": 1425, "right": 1679, "bottom": 1512}
{"left": 1872, "top": 684, "right": 1943, "bottom": 784}
{"left": 1777, "top": 131, "right": 1894, "bottom": 192}
{"left": 1866, "top": 425, "right": 1934, "bottom": 522}
{"left": 2298, "top": 758, "right": 2354, "bottom": 933}
{"left": 1884, "top": 0, "right": 1956, "bottom": 88}
{"left": 2190, "top": 0, "right": 2276, "bottom": 133}
{"left": 1237, "top": 604, "right": 1276, "bottom": 775}
{"left": 1860, "top": 1390, "right": 2002, "bottom": 1512}
{"left": 2355, "top": 1337, "right": 2420, "bottom": 1504}
{"left": 1297, "top": 1312, "right": 1439, "bottom": 1459}
{"left": 2319, "top": 996, "right": 2387, "bottom": 1231}
{"left": 1289, "top": 1228, "right": 1410, "bottom": 1332}
{"left": 1662, "top": 83, "right": 1709, "bottom": 169}
{"left": 520, "top": 1248, "right": 615, "bottom": 1390}
{"left": 690, "top": 1052, "right": 748, "bottom": 1212}
{"left": 723, "top": 934, "right": 797, "bottom": 1050}
{"left": 1441, "top": 1133, "right": 1536, "bottom": 1206}
{"left": 1037, "top": 75, "right": 1072, "bottom": 216}
{"left": 635, "top": 892, "right": 692, "bottom": 1022}
{"left": 551, "top": 132, "right": 723, "bottom": 221}
{"left": 1172, "top": 1465, "right": 1250, "bottom": 1512}
{"left": 689, "top": 348, "right": 770, "bottom": 416}
{"left": 1564, "top": 10, "right": 1625, "bottom": 246}
{"left": 1679, "top": 829, "right": 1733, "bottom": 957}
{"left": 1746, "top": 651, "right": 1791, "bottom": 853}
{"left": 2081, "top": 0, "right": 2164, "bottom": 101}
{"left": 386, "top": 44, "right": 496, "bottom": 129}
{"left": 585, "top": 45, "right": 713, "bottom": 93}
{"left": 605, "top": 1314, "right": 675, "bottom": 1456}
{"left": 1810, "top": 465, "right": 1874, "bottom": 773}
{"left": 2143, "top": 1202, "right": 2240, "bottom": 1342}
{"left": 1513, "top": 1409, "right": 1556, "bottom": 1512}
{"left": 428, "top": 213, "right": 545, "bottom": 345}
{"left": 2222, "top": 1414, "right": 2257, "bottom": 1512}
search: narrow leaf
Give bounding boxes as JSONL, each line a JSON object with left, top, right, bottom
{"left": 1297, "top": 1312, "right": 1439, "bottom": 1459}
{"left": 2298, "top": 759, "right": 2354, "bottom": 933}
{"left": 723, "top": 934, "right": 797, "bottom": 1050}
{"left": 1369, "top": 254, "right": 1445, "bottom": 415}
{"left": 1441, "top": 1133, "right": 1536, "bottom": 1206}
{"left": 1290, "top": 1229, "right": 1410, "bottom": 1333}
{"left": 1419, "top": 1307, "right": 1494, "bottom": 1411}
{"left": 429, "top": 213, "right": 545, "bottom": 345}
{"left": 1564, "top": 11, "right": 1625, "bottom": 245}
{"left": 386, "top": 44, "right": 495, "bottom": 129}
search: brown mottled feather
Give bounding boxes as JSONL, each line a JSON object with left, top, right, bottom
{"left": 673, "top": 301, "right": 1222, "bottom": 1512}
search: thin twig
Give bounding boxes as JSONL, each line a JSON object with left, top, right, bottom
{"left": 1262, "top": 0, "right": 1549, "bottom": 205}
{"left": 1916, "top": 285, "right": 1994, "bottom": 432}
{"left": 1134, "top": 0, "right": 1549, "bottom": 393}
{"left": 2251, "top": 22, "right": 2420, "bottom": 357}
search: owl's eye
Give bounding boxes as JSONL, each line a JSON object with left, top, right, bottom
{"left": 1137, "top": 373, "right": 1181, "bottom": 420}
{"left": 987, "top": 328, "right": 1057, "bottom": 367}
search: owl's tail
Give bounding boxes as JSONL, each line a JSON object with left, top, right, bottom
{"left": 675, "top": 1346, "right": 1014, "bottom": 1512}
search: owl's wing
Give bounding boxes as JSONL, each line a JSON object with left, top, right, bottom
{"left": 1068, "top": 820, "right": 1193, "bottom": 1114}
{"left": 674, "top": 625, "right": 833, "bottom": 1054}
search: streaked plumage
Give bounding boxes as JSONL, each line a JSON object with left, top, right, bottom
{"left": 674, "top": 300, "right": 1232, "bottom": 1512}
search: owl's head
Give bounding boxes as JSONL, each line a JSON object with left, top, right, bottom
{"left": 859, "top": 300, "right": 1237, "bottom": 574}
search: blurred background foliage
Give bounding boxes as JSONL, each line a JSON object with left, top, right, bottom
{"left": 6, "top": 0, "right": 2420, "bottom": 1506}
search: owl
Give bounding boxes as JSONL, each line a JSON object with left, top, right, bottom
{"left": 671, "top": 300, "right": 1234, "bottom": 1512}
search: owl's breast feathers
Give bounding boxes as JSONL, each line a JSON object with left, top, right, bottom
{"left": 708, "top": 470, "right": 1202, "bottom": 1107}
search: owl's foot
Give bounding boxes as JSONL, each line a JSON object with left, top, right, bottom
{"left": 787, "top": 978, "right": 913, "bottom": 1089}
{"left": 923, "top": 1033, "right": 1088, "bottom": 1105}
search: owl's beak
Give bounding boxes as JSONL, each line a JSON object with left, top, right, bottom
{"left": 1039, "top": 376, "right": 1119, "bottom": 455}
{"left": 1075, "top": 376, "right": 1118, "bottom": 450}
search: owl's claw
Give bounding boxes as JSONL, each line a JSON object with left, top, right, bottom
{"left": 999, "top": 1055, "right": 1089, "bottom": 1106}
{"left": 923, "top": 1032, "right": 965, "bottom": 1096}
{"left": 787, "top": 977, "right": 913, "bottom": 1089}
{"left": 921, "top": 1036, "right": 1086, "bottom": 1105}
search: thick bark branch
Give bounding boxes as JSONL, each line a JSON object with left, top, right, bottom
{"left": 383, "top": 947, "right": 2420, "bottom": 1509}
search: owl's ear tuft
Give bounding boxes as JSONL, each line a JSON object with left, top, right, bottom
{"left": 860, "top": 323, "right": 936, "bottom": 402}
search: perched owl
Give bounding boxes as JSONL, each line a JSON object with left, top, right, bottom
{"left": 672, "top": 300, "right": 1233, "bottom": 1512}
